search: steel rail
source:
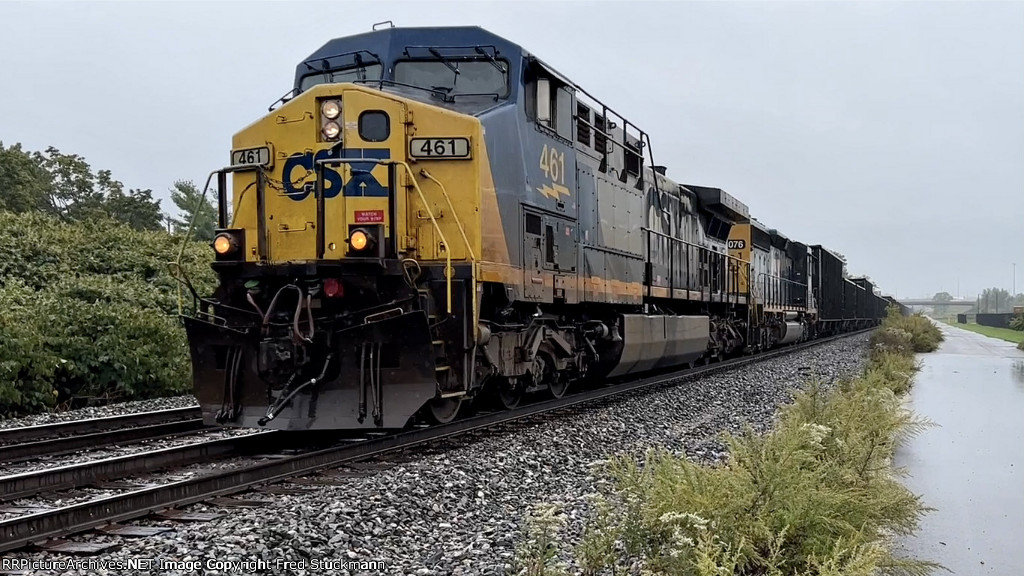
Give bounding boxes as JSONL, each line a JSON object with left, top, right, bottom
{"left": 0, "top": 407, "right": 201, "bottom": 446}
{"left": 0, "top": 329, "right": 870, "bottom": 552}
{"left": 0, "top": 419, "right": 206, "bottom": 464}
{"left": 0, "top": 432, "right": 277, "bottom": 503}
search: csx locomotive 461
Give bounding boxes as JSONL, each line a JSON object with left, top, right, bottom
{"left": 179, "top": 25, "right": 895, "bottom": 431}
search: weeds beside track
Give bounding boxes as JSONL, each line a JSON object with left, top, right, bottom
{"left": 515, "top": 312, "right": 943, "bottom": 576}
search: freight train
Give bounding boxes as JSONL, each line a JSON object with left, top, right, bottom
{"left": 177, "top": 25, "right": 897, "bottom": 431}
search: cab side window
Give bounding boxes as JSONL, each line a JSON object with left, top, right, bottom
{"left": 527, "top": 65, "right": 574, "bottom": 141}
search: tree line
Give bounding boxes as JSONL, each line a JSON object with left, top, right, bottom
{"left": 0, "top": 141, "right": 217, "bottom": 240}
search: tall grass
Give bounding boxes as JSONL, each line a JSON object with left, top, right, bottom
{"left": 513, "top": 310, "right": 943, "bottom": 576}
{"left": 870, "top": 310, "right": 943, "bottom": 356}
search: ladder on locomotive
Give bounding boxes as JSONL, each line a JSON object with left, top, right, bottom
{"left": 414, "top": 284, "right": 468, "bottom": 398}
{"left": 414, "top": 284, "right": 448, "bottom": 372}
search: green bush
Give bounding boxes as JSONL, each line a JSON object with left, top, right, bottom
{"left": 1010, "top": 315, "right": 1024, "bottom": 332}
{"left": 0, "top": 211, "right": 213, "bottom": 297}
{"left": 869, "top": 351, "right": 918, "bottom": 396}
{"left": 563, "top": 374, "right": 933, "bottom": 576}
{"left": 0, "top": 211, "right": 214, "bottom": 416}
{"left": 874, "top": 309, "right": 942, "bottom": 353}
{"left": 512, "top": 504, "right": 570, "bottom": 576}
{"left": 0, "top": 281, "right": 58, "bottom": 414}
{"left": 869, "top": 327, "right": 914, "bottom": 359}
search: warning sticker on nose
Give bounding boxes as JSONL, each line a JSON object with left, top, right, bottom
{"left": 354, "top": 210, "right": 385, "bottom": 223}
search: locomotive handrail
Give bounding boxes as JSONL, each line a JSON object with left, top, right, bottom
{"left": 170, "top": 169, "right": 219, "bottom": 316}
{"left": 418, "top": 169, "right": 479, "bottom": 339}
{"left": 574, "top": 116, "right": 636, "bottom": 155}
{"left": 171, "top": 163, "right": 292, "bottom": 315}
{"left": 641, "top": 227, "right": 748, "bottom": 306}
{"left": 754, "top": 271, "right": 808, "bottom": 309}
{"left": 417, "top": 170, "right": 477, "bottom": 262}
{"left": 574, "top": 83, "right": 650, "bottom": 188}
{"left": 393, "top": 161, "right": 454, "bottom": 316}
{"left": 315, "top": 158, "right": 456, "bottom": 315}
{"left": 641, "top": 227, "right": 750, "bottom": 265}
{"left": 754, "top": 272, "right": 807, "bottom": 289}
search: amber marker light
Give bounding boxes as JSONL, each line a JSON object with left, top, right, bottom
{"left": 213, "top": 233, "right": 235, "bottom": 255}
{"left": 349, "top": 229, "right": 369, "bottom": 251}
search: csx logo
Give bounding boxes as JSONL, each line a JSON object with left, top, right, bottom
{"left": 282, "top": 148, "right": 390, "bottom": 201}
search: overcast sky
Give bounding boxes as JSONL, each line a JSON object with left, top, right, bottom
{"left": 1, "top": 1, "right": 1021, "bottom": 298}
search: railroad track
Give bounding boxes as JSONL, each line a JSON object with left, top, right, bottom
{"left": 0, "top": 329, "right": 870, "bottom": 553}
{"left": 0, "top": 407, "right": 203, "bottom": 464}
{"left": 0, "top": 432, "right": 277, "bottom": 503}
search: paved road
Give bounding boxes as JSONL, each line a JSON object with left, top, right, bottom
{"left": 894, "top": 322, "right": 1024, "bottom": 574}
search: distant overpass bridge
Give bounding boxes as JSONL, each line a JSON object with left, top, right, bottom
{"left": 898, "top": 299, "right": 974, "bottom": 307}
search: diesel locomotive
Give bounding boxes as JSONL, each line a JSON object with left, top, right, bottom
{"left": 177, "top": 25, "right": 894, "bottom": 431}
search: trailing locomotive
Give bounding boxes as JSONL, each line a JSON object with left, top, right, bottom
{"left": 177, "top": 25, "right": 895, "bottom": 431}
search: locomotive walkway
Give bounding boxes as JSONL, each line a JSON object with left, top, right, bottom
{"left": 894, "top": 322, "right": 1024, "bottom": 573}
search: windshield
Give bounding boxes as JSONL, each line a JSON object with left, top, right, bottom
{"left": 299, "top": 63, "right": 383, "bottom": 91}
{"left": 394, "top": 60, "right": 509, "bottom": 97}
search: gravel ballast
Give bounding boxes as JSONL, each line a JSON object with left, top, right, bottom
{"left": 6, "top": 334, "right": 868, "bottom": 575}
{"left": 0, "top": 395, "right": 198, "bottom": 431}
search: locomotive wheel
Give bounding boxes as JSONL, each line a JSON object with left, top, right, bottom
{"left": 495, "top": 377, "right": 523, "bottom": 410}
{"left": 548, "top": 376, "right": 569, "bottom": 399}
{"left": 540, "top": 358, "right": 568, "bottom": 399}
{"left": 426, "top": 396, "right": 463, "bottom": 424}
{"left": 534, "top": 348, "right": 567, "bottom": 399}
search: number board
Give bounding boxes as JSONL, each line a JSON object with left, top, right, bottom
{"left": 727, "top": 239, "right": 746, "bottom": 250}
{"left": 409, "top": 137, "right": 471, "bottom": 159}
{"left": 231, "top": 146, "right": 272, "bottom": 168}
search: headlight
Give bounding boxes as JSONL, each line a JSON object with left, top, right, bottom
{"left": 322, "top": 121, "right": 341, "bottom": 140}
{"left": 321, "top": 100, "right": 341, "bottom": 119}
{"left": 213, "top": 233, "right": 236, "bottom": 255}
{"left": 348, "top": 229, "right": 373, "bottom": 252}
